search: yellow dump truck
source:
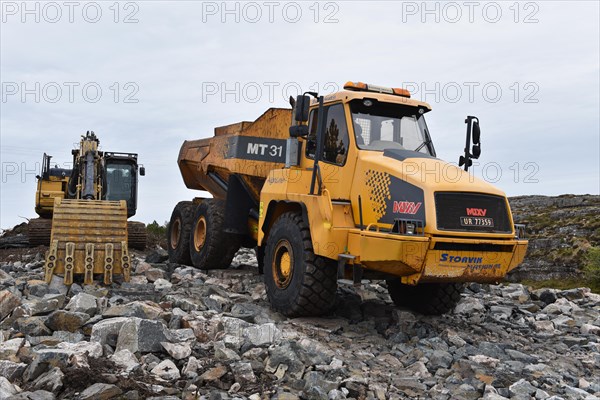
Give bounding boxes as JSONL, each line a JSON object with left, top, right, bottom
{"left": 168, "top": 81, "right": 528, "bottom": 316}
{"left": 31, "top": 132, "right": 146, "bottom": 284}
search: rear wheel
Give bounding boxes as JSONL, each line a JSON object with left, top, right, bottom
{"left": 387, "top": 279, "right": 464, "bottom": 315}
{"left": 29, "top": 218, "right": 52, "bottom": 246}
{"left": 263, "top": 212, "right": 337, "bottom": 317}
{"left": 189, "top": 199, "right": 239, "bottom": 270}
{"left": 167, "top": 201, "right": 195, "bottom": 265}
{"left": 127, "top": 221, "right": 147, "bottom": 250}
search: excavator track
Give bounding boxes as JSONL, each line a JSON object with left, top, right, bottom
{"left": 44, "top": 198, "right": 130, "bottom": 285}
{"left": 28, "top": 218, "right": 52, "bottom": 246}
{"left": 127, "top": 221, "right": 147, "bottom": 250}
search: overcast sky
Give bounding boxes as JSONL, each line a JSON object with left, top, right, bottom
{"left": 1, "top": 0, "right": 599, "bottom": 230}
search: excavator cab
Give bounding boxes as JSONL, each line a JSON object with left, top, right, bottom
{"left": 103, "top": 153, "right": 142, "bottom": 218}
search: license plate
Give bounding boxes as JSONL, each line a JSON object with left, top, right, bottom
{"left": 460, "top": 216, "right": 494, "bottom": 227}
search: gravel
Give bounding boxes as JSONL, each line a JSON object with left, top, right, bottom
{"left": 0, "top": 247, "right": 598, "bottom": 399}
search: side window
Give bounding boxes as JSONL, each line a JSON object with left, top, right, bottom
{"left": 305, "top": 104, "right": 349, "bottom": 165}
{"left": 306, "top": 110, "right": 318, "bottom": 158}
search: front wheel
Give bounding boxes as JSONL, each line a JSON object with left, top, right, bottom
{"left": 263, "top": 212, "right": 337, "bottom": 317}
{"left": 387, "top": 279, "right": 464, "bottom": 315}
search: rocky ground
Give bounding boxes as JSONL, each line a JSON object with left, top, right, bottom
{"left": 508, "top": 195, "right": 600, "bottom": 281}
{"left": 0, "top": 247, "right": 599, "bottom": 400}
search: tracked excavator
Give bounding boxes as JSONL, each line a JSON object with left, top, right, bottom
{"left": 29, "top": 132, "right": 146, "bottom": 284}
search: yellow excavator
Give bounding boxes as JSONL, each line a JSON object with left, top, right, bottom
{"left": 29, "top": 132, "right": 146, "bottom": 285}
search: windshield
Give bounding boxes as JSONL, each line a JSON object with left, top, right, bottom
{"left": 350, "top": 99, "right": 434, "bottom": 155}
{"left": 105, "top": 163, "right": 134, "bottom": 204}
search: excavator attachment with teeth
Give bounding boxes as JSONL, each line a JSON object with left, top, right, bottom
{"left": 44, "top": 198, "right": 130, "bottom": 285}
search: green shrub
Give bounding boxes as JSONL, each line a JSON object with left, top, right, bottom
{"left": 583, "top": 247, "right": 600, "bottom": 285}
{"left": 146, "top": 220, "right": 167, "bottom": 236}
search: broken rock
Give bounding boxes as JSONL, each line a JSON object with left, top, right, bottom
{"left": 151, "top": 359, "right": 180, "bottom": 381}
{"left": 231, "top": 362, "right": 256, "bottom": 384}
{"left": 116, "top": 318, "right": 169, "bottom": 353}
{"left": 160, "top": 341, "right": 192, "bottom": 360}
{"left": 65, "top": 292, "right": 98, "bottom": 316}
{"left": 110, "top": 349, "right": 140, "bottom": 373}
{"left": 80, "top": 383, "right": 123, "bottom": 400}
{"left": 45, "top": 310, "right": 90, "bottom": 332}
{"left": 0, "top": 290, "right": 21, "bottom": 320}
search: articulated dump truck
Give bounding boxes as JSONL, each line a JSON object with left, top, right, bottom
{"left": 168, "top": 81, "right": 528, "bottom": 316}
{"left": 30, "top": 132, "right": 146, "bottom": 285}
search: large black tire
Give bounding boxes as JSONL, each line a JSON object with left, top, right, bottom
{"left": 387, "top": 279, "right": 464, "bottom": 315}
{"left": 167, "top": 201, "right": 195, "bottom": 265}
{"left": 127, "top": 221, "right": 147, "bottom": 250}
{"left": 256, "top": 246, "right": 265, "bottom": 274}
{"left": 189, "top": 199, "right": 239, "bottom": 270}
{"left": 263, "top": 212, "right": 337, "bottom": 317}
{"left": 29, "top": 218, "right": 52, "bottom": 246}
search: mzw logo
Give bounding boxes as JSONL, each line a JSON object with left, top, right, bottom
{"left": 393, "top": 201, "right": 422, "bottom": 215}
{"left": 466, "top": 207, "right": 487, "bottom": 216}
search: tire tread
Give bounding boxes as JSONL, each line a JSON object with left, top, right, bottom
{"left": 167, "top": 201, "right": 195, "bottom": 265}
{"left": 387, "top": 280, "right": 463, "bottom": 315}
{"left": 190, "top": 199, "right": 239, "bottom": 270}
{"left": 264, "top": 212, "right": 337, "bottom": 317}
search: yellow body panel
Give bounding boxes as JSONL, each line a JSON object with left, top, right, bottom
{"left": 178, "top": 108, "right": 292, "bottom": 198}
{"left": 259, "top": 166, "right": 528, "bottom": 284}
{"left": 35, "top": 177, "right": 68, "bottom": 217}
{"left": 350, "top": 150, "right": 516, "bottom": 239}
{"left": 347, "top": 230, "right": 429, "bottom": 276}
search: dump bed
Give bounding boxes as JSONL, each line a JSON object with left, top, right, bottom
{"left": 178, "top": 108, "right": 292, "bottom": 201}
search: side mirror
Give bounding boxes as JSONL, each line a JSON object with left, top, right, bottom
{"left": 460, "top": 116, "right": 481, "bottom": 171}
{"left": 472, "top": 121, "right": 480, "bottom": 144}
{"left": 294, "top": 95, "right": 310, "bottom": 122}
{"left": 139, "top": 166, "right": 146, "bottom": 176}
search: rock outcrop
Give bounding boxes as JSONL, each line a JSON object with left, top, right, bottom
{"left": 509, "top": 194, "right": 599, "bottom": 281}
